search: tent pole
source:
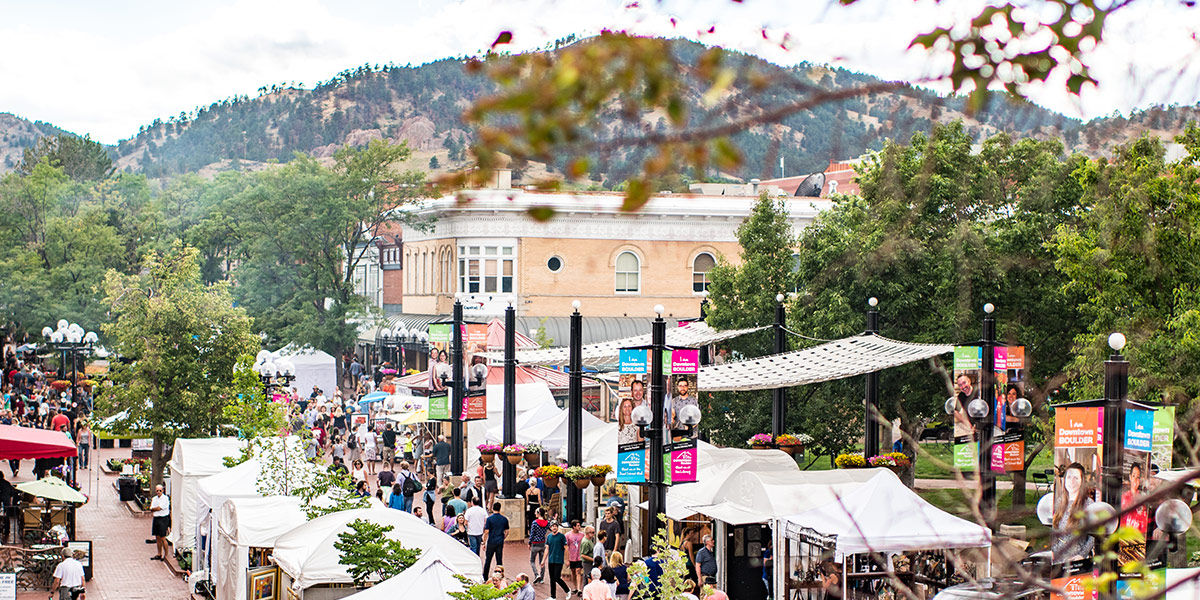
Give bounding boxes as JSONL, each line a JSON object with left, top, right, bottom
{"left": 864, "top": 297, "right": 880, "bottom": 459}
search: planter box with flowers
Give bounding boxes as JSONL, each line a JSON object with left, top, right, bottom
{"left": 747, "top": 433, "right": 774, "bottom": 450}
{"left": 589, "top": 464, "right": 613, "bottom": 487}
{"left": 477, "top": 444, "right": 502, "bottom": 463}
{"left": 564, "top": 466, "right": 597, "bottom": 489}
{"left": 536, "top": 465, "right": 565, "bottom": 487}
{"left": 522, "top": 444, "right": 543, "bottom": 467}
{"left": 503, "top": 444, "right": 526, "bottom": 464}
{"left": 867, "top": 452, "right": 911, "bottom": 475}
{"left": 773, "top": 433, "right": 813, "bottom": 456}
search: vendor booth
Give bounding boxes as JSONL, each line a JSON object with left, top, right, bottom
{"left": 340, "top": 548, "right": 469, "bottom": 599}
{"left": 215, "top": 496, "right": 308, "bottom": 600}
{"left": 271, "top": 508, "right": 482, "bottom": 599}
{"left": 275, "top": 345, "right": 338, "bottom": 397}
{"left": 166, "top": 437, "right": 245, "bottom": 551}
{"left": 774, "top": 469, "right": 992, "bottom": 600}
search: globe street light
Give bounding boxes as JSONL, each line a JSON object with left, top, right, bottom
{"left": 43, "top": 320, "right": 98, "bottom": 410}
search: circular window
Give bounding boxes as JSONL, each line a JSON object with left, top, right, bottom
{"left": 547, "top": 256, "right": 564, "bottom": 272}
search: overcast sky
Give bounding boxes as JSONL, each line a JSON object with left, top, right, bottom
{"left": 3, "top": 0, "right": 1198, "bottom": 144}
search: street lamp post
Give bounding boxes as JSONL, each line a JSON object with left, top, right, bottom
{"left": 253, "top": 351, "right": 296, "bottom": 396}
{"left": 501, "top": 302, "right": 517, "bottom": 499}
{"left": 42, "top": 321, "right": 98, "bottom": 411}
{"left": 1101, "top": 332, "right": 1129, "bottom": 509}
{"left": 450, "top": 300, "right": 465, "bottom": 476}
{"left": 771, "top": 293, "right": 787, "bottom": 439}
{"left": 566, "top": 300, "right": 584, "bottom": 522}
{"left": 978, "top": 303, "right": 998, "bottom": 522}
{"left": 863, "top": 297, "right": 881, "bottom": 458}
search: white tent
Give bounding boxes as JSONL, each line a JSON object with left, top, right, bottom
{"left": 556, "top": 423, "right": 619, "bottom": 467}
{"left": 342, "top": 548, "right": 470, "bottom": 599}
{"left": 776, "top": 469, "right": 992, "bottom": 558}
{"left": 636, "top": 443, "right": 800, "bottom": 520}
{"left": 276, "top": 345, "right": 338, "bottom": 397}
{"left": 272, "top": 508, "right": 483, "bottom": 591}
{"left": 467, "top": 378, "right": 562, "bottom": 463}
{"left": 690, "top": 467, "right": 884, "bottom": 525}
{"left": 216, "top": 496, "right": 308, "bottom": 600}
{"left": 167, "top": 437, "right": 245, "bottom": 550}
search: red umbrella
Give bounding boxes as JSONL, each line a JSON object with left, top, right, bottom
{"left": 0, "top": 424, "right": 77, "bottom": 460}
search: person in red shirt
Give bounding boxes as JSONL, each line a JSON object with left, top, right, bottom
{"left": 1120, "top": 463, "right": 1149, "bottom": 534}
{"left": 50, "top": 410, "right": 70, "bottom": 433}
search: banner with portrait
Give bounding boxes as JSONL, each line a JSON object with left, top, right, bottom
{"left": 1118, "top": 409, "right": 1153, "bottom": 570}
{"left": 952, "top": 346, "right": 982, "bottom": 471}
{"left": 461, "top": 323, "right": 488, "bottom": 421}
{"left": 1152, "top": 406, "right": 1175, "bottom": 471}
{"left": 614, "top": 347, "right": 700, "bottom": 485}
{"left": 427, "top": 324, "right": 451, "bottom": 420}
{"left": 991, "top": 346, "right": 1027, "bottom": 473}
{"left": 425, "top": 323, "right": 488, "bottom": 421}
{"left": 617, "top": 348, "right": 650, "bottom": 485}
{"left": 1053, "top": 406, "right": 1103, "bottom": 563}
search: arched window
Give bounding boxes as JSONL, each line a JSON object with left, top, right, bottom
{"left": 615, "top": 251, "right": 640, "bottom": 293}
{"left": 692, "top": 252, "right": 715, "bottom": 293}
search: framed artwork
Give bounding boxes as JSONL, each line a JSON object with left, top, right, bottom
{"left": 248, "top": 565, "right": 278, "bottom": 600}
{"left": 66, "top": 540, "right": 93, "bottom": 581}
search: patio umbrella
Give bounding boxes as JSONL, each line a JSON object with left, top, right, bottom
{"left": 16, "top": 477, "right": 88, "bottom": 504}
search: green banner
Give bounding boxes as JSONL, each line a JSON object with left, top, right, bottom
{"left": 1152, "top": 406, "right": 1175, "bottom": 470}
{"left": 428, "top": 392, "right": 450, "bottom": 421}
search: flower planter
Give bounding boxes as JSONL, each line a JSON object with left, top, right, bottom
{"left": 480, "top": 452, "right": 496, "bottom": 464}
{"left": 750, "top": 443, "right": 773, "bottom": 451}
{"left": 543, "top": 475, "right": 560, "bottom": 488}
{"left": 524, "top": 453, "right": 541, "bottom": 467}
{"left": 574, "top": 478, "right": 591, "bottom": 490}
{"left": 591, "top": 476, "right": 606, "bottom": 487}
{"left": 506, "top": 453, "right": 523, "bottom": 465}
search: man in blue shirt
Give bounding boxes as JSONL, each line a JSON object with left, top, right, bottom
{"left": 482, "top": 502, "right": 510, "bottom": 580}
{"left": 642, "top": 547, "right": 663, "bottom": 597}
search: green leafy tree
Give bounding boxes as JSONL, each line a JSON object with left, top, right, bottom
{"left": 334, "top": 518, "right": 422, "bottom": 587}
{"left": 98, "top": 243, "right": 259, "bottom": 489}
{"left": 627, "top": 518, "right": 691, "bottom": 600}
{"left": 220, "top": 355, "right": 286, "bottom": 439}
{"left": 231, "top": 140, "right": 426, "bottom": 379}
{"left": 19, "top": 134, "right": 114, "bottom": 182}
{"left": 448, "top": 576, "right": 520, "bottom": 600}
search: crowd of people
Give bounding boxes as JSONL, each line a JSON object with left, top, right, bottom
{"left": 1, "top": 352, "right": 94, "bottom": 479}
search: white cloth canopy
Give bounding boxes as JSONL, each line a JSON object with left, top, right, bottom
{"left": 342, "top": 548, "right": 470, "bottom": 599}
{"left": 636, "top": 442, "right": 800, "bottom": 520}
{"left": 272, "top": 508, "right": 483, "bottom": 590}
{"left": 688, "top": 466, "right": 882, "bottom": 525}
{"left": 503, "top": 322, "right": 767, "bottom": 366}
{"left": 467, "top": 379, "right": 562, "bottom": 463}
{"left": 556, "top": 423, "right": 619, "bottom": 467}
{"left": 167, "top": 437, "right": 245, "bottom": 550}
{"left": 216, "top": 496, "right": 307, "bottom": 600}
{"left": 777, "top": 469, "right": 992, "bottom": 558}
{"left": 699, "top": 334, "right": 953, "bottom": 391}
{"left": 275, "top": 345, "right": 337, "bottom": 397}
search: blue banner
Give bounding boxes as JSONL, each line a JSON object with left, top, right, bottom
{"left": 616, "top": 441, "right": 646, "bottom": 484}
{"left": 1125, "top": 409, "right": 1154, "bottom": 452}
{"left": 619, "top": 349, "right": 649, "bottom": 374}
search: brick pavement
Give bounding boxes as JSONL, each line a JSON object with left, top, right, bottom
{"left": 14, "top": 448, "right": 192, "bottom": 600}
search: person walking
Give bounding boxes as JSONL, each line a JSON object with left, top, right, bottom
{"left": 75, "top": 420, "right": 92, "bottom": 470}
{"left": 49, "top": 548, "right": 86, "bottom": 600}
{"left": 464, "top": 497, "right": 488, "bottom": 555}
{"left": 381, "top": 423, "right": 397, "bottom": 467}
{"left": 482, "top": 501, "right": 510, "bottom": 580}
{"left": 599, "top": 506, "right": 623, "bottom": 557}
{"left": 565, "top": 520, "right": 586, "bottom": 594}
{"left": 528, "top": 508, "right": 549, "bottom": 583}
{"left": 431, "top": 435, "right": 451, "bottom": 482}
{"left": 149, "top": 485, "right": 171, "bottom": 562}
{"left": 544, "top": 522, "right": 570, "bottom": 600}
{"left": 397, "top": 461, "right": 420, "bottom": 512}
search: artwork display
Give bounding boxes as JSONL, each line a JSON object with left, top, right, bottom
{"left": 248, "top": 565, "right": 278, "bottom": 600}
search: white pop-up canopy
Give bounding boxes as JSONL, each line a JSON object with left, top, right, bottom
{"left": 635, "top": 443, "right": 800, "bottom": 521}
{"left": 688, "top": 465, "right": 882, "bottom": 525}
{"left": 275, "top": 345, "right": 337, "bottom": 397}
{"left": 556, "top": 423, "right": 619, "bottom": 467}
{"left": 342, "top": 548, "right": 470, "bottom": 599}
{"left": 776, "top": 469, "right": 992, "bottom": 558}
{"left": 167, "top": 437, "right": 245, "bottom": 550}
{"left": 272, "top": 508, "right": 483, "bottom": 590}
{"left": 216, "top": 496, "right": 308, "bottom": 600}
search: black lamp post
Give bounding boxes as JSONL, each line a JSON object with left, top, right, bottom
{"left": 567, "top": 300, "right": 584, "bottom": 522}
{"left": 977, "top": 303, "right": 998, "bottom": 522}
{"left": 501, "top": 302, "right": 517, "bottom": 499}
{"left": 375, "top": 326, "right": 403, "bottom": 371}
{"left": 450, "top": 299, "right": 465, "bottom": 476}
{"left": 771, "top": 293, "right": 787, "bottom": 439}
{"left": 42, "top": 320, "right": 98, "bottom": 409}
{"left": 863, "top": 297, "right": 881, "bottom": 458}
{"left": 638, "top": 305, "right": 669, "bottom": 551}
{"left": 1101, "top": 332, "right": 1129, "bottom": 509}
{"left": 252, "top": 351, "right": 296, "bottom": 396}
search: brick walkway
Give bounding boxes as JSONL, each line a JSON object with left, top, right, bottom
{"left": 14, "top": 448, "right": 192, "bottom": 600}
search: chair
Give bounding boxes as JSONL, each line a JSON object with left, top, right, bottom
{"left": 1031, "top": 471, "right": 1050, "bottom": 493}
{"left": 21, "top": 508, "right": 40, "bottom": 530}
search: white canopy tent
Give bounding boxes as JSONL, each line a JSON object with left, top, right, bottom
{"left": 687, "top": 466, "right": 883, "bottom": 525}
{"left": 556, "top": 422, "right": 619, "bottom": 468}
{"left": 167, "top": 437, "right": 245, "bottom": 550}
{"left": 341, "top": 548, "right": 470, "bottom": 599}
{"left": 275, "top": 345, "right": 338, "bottom": 397}
{"left": 699, "top": 334, "right": 953, "bottom": 391}
{"left": 272, "top": 508, "right": 483, "bottom": 592}
{"left": 776, "top": 469, "right": 992, "bottom": 559}
{"left": 466, "top": 376, "right": 563, "bottom": 463}
{"left": 633, "top": 442, "right": 800, "bottom": 520}
{"left": 216, "top": 496, "right": 308, "bottom": 600}
{"left": 499, "top": 321, "right": 767, "bottom": 366}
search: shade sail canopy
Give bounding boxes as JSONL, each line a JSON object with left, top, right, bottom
{"left": 500, "top": 322, "right": 767, "bottom": 367}
{"left": 15, "top": 477, "right": 87, "bottom": 503}
{"left": 778, "top": 469, "right": 992, "bottom": 558}
{"left": 699, "top": 334, "right": 953, "bottom": 391}
{"left": 0, "top": 424, "right": 76, "bottom": 459}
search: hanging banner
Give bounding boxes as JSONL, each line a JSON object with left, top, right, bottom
{"left": 1052, "top": 406, "right": 1103, "bottom": 563}
{"left": 427, "top": 323, "right": 452, "bottom": 394}
{"left": 666, "top": 438, "right": 698, "bottom": 484}
{"left": 1117, "top": 408, "right": 1153, "bottom": 570}
{"left": 1050, "top": 574, "right": 1098, "bottom": 600}
{"left": 992, "top": 346, "right": 1027, "bottom": 473}
{"left": 617, "top": 441, "right": 647, "bottom": 484}
{"left": 428, "top": 392, "right": 451, "bottom": 421}
{"left": 461, "top": 323, "right": 488, "bottom": 421}
{"left": 617, "top": 349, "right": 650, "bottom": 445}
{"left": 952, "top": 346, "right": 982, "bottom": 471}
{"left": 1152, "top": 406, "right": 1175, "bottom": 471}
{"left": 668, "top": 348, "right": 700, "bottom": 438}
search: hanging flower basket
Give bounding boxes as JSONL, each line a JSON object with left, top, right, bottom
{"left": 536, "top": 464, "right": 564, "bottom": 488}
{"left": 477, "top": 444, "right": 502, "bottom": 463}
{"left": 507, "top": 454, "right": 524, "bottom": 465}
{"left": 574, "top": 478, "right": 592, "bottom": 489}
{"left": 774, "top": 434, "right": 812, "bottom": 456}
{"left": 502, "top": 444, "right": 525, "bottom": 464}
{"left": 543, "top": 475, "right": 560, "bottom": 488}
{"left": 590, "top": 464, "right": 613, "bottom": 487}
{"left": 524, "top": 452, "right": 541, "bottom": 467}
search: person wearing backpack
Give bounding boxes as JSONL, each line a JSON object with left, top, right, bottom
{"left": 398, "top": 461, "right": 421, "bottom": 512}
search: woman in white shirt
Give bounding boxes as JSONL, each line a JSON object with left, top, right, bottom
{"left": 350, "top": 459, "right": 368, "bottom": 488}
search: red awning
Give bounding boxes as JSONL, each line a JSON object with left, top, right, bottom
{"left": 0, "top": 424, "right": 77, "bottom": 460}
